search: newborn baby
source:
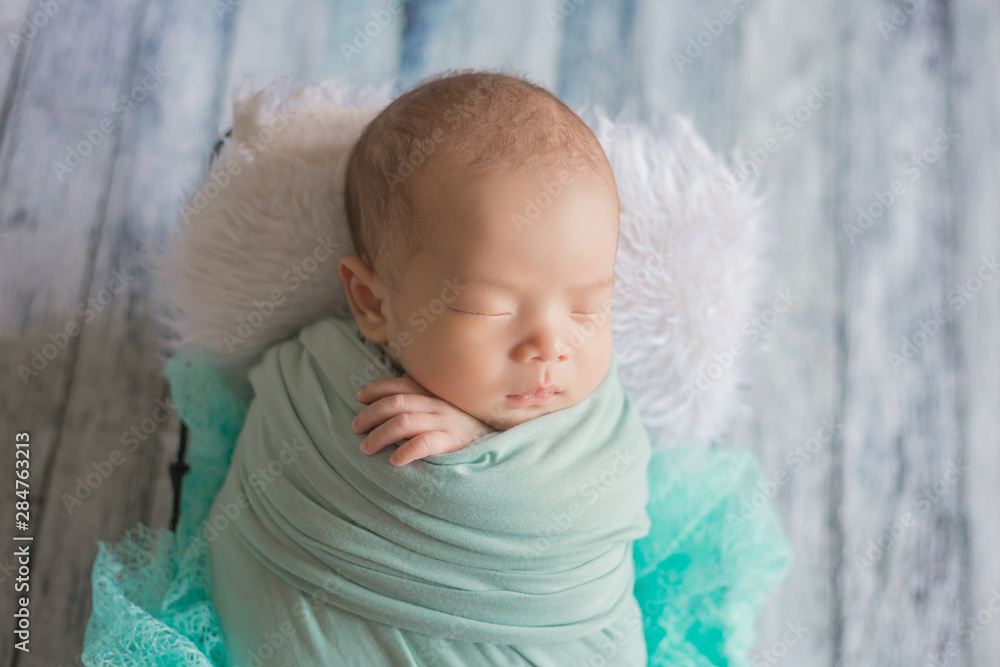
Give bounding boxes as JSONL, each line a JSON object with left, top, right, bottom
{"left": 339, "top": 71, "right": 622, "bottom": 464}
{"left": 207, "top": 70, "right": 653, "bottom": 666}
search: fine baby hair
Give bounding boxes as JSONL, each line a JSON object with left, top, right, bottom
{"left": 344, "top": 69, "right": 616, "bottom": 293}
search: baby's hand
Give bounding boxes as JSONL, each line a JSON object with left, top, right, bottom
{"left": 351, "top": 373, "right": 495, "bottom": 466}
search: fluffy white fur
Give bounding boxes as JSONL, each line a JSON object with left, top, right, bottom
{"left": 146, "top": 77, "right": 775, "bottom": 448}
{"left": 596, "top": 112, "right": 777, "bottom": 446}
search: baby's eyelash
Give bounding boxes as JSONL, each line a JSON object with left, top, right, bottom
{"left": 450, "top": 306, "right": 601, "bottom": 318}
{"left": 450, "top": 307, "right": 508, "bottom": 317}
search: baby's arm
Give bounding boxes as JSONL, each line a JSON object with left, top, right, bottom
{"left": 350, "top": 374, "right": 495, "bottom": 466}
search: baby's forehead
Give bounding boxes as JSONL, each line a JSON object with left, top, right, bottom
{"left": 412, "top": 156, "right": 594, "bottom": 223}
{"left": 419, "top": 139, "right": 588, "bottom": 189}
{"left": 414, "top": 160, "right": 615, "bottom": 238}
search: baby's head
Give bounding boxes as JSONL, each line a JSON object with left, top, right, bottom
{"left": 338, "top": 69, "right": 620, "bottom": 431}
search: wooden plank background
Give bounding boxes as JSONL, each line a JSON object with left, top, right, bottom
{"left": 1, "top": 0, "right": 997, "bottom": 665}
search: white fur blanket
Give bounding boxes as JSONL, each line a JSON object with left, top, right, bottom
{"left": 144, "top": 76, "right": 775, "bottom": 448}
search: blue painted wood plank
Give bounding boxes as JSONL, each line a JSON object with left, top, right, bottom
{"left": 320, "top": 0, "right": 405, "bottom": 89}
{"left": 954, "top": 0, "right": 1000, "bottom": 664}
{"left": 555, "top": 0, "right": 642, "bottom": 122}
{"left": 0, "top": 0, "right": 152, "bottom": 661}
{"left": 0, "top": 0, "right": 235, "bottom": 664}
{"left": 836, "top": 1, "right": 964, "bottom": 664}
{"left": 0, "top": 0, "right": 33, "bottom": 135}
{"left": 218, "top": 0, "right": 403, "bottom": 131}
{"left": 0, "top": 1, "right": 987, "bottom": 664}
{"left": 724, "top": 1, "right": 840, "bottom": 664}
{"left": 398, "top": 0, "right": 564, "bottom": 94}
{"left": 632, "top": 0, "right": 743, "bottom": 152}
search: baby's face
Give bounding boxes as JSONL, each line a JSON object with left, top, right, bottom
{"left": 379, "top": 161, "right": 619, "bottom": 431}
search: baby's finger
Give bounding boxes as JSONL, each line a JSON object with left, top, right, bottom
{"left": 353, "top": 393, "right": 440, "bottom": 434}
{"left": 356, "top": 376, "right": 433, "bottom": 403}
{"left": 359, "top": 411, "right": 440, "bottom": 456}
{"left": 389, "top": 431, "right": 457, "bottom": 466}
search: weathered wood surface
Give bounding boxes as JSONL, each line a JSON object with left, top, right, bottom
{"left": 953, "top": 2, "right": 1000, "bottom": 665}
{"left": 1, "top": 0, "right": 997, "bottom": 665}
{"left": 707, "top": 1, "right": 839, "bottom": 663}
{"left": 0, "top": 0, "right": 232, "bottom": 665}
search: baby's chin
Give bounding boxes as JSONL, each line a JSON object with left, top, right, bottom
{"left": 480, "top": 398, "right": 578, "bottom": 432}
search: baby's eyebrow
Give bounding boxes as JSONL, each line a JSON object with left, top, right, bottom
{"left": 459, "top": 273, "right": 614, "bottom": 291}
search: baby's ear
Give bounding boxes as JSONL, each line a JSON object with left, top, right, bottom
{"left": 337, "top": 255, "right": 389, "bottom": 344}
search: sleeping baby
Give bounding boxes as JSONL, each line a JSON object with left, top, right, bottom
{"left": 206, "top": 69, "right": 654, "bottom": 666}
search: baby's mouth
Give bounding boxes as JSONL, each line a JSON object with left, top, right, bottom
{"left": 505, "top": 386, "right": 560, "bottom": 405}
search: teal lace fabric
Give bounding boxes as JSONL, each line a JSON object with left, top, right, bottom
{"left": 82, "top": 349, "right": 791, "bottom": 666}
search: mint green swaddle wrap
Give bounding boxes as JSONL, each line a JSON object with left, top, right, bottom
{"left": 206, "top": 313, "right": 653, "bottom": 664}
{"left": 81, "top": 312, "right": 793, "bottom": 667}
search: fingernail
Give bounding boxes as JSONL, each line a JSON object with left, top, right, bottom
{"left": 359, "top": 438, "right": 369, "bottom": 452}
{"left": 355, "top": 389, "right": 363, "bottom": 398}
